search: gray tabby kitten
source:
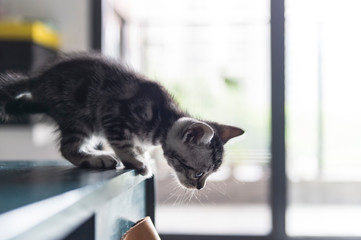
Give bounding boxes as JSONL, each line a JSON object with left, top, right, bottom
{"left": 0, "top": 53, "right": 244, "bottom": 189}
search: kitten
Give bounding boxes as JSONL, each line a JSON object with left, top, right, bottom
{"left": 0, "top": 53, "right": 244, "bottom": 189}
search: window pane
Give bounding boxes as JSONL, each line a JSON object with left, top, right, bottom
{"left": 286, "top": 0, "right": 361, "bottom": 236}
{"left": 133, "top": 0, "right": 271, "bottom": 235}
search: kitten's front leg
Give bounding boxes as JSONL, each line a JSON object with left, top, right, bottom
{"left": 59, "top": 126, "right": 120, "bottom": 169}
{"left": 102, "top": 112, "right": 151, "bottom": 175}
{"left": 112, "top": 145, "right": 150, "bottom": 176}
{"left": 106, "top": 138, "right": 149, "bottom": 175}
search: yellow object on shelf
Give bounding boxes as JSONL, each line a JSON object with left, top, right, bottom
{"left": 0, "top": 21, "right": 60, "bottom": 50}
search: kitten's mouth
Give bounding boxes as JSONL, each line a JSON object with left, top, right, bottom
{"left": 181, "top": 182, "right": 198, "bottom": 189}
{"left": 183, "top": 182, "right": 204, "bottom": 190}
{"left": 178, "top": 178, "right": 205, "bottom": 190}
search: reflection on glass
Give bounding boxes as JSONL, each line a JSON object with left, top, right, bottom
{"left": 132, "top": 0, "right": 271, "bottom": 235}
{"left": 286, "top": 0, "right": 361, "bottom": 236}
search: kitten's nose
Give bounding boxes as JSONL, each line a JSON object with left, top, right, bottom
{"left": 196, "top": 183, "right": 204, "bottom": 190}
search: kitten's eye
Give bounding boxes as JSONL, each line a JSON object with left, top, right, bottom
{"left": 195, "top": 171, "right": 204, "bottom": 178}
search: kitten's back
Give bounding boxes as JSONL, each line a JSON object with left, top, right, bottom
{"left": 28, "top": 54, "right": 184, "bottom": 127}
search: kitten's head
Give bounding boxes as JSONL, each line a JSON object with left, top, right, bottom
{"left": 163, "top": 117, "right": 244, "bottom": 190}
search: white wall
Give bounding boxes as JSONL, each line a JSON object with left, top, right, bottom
{"left": 0, "top": 126, "right": 61, "bottom": 160}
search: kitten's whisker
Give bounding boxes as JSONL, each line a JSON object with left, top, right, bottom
{"left": 167, "top": 181, "right": 179, "bottom": 194}
{"left": 164, "top": 186, "right": 180, "bottom": 204}
{"left": 184, "top": 189, "right": 192, "bottom": 204}
{"left": 169, "top": 188, "right": 179, "bottom": 198}
{"left": 166, "top": 181, "right": 176, "bottom": 189}
{"left": 187, "top": 190, "right": 193, "bottom": 203}
{"left": 204, "top": 193, "right": 209, "bottom": 201}
{"left": 212, "top": 182, "right": 232, "bottom": 200}
{"left": 171, "top": 188, "right": 179, "bottom": 205}
{"left": 194, "top": 191, "right": 203, "bottom": 205}
{"left": 179, "top": 188, "right": 186, "bottom": 204}
{"left": 181, "top": 188, "right": 191, "bottom": 204}
{"left": 189, "top": 189, "right": 196, "bottom": 203}
{"left": 174, "top": 187, "right": 184, "bottom": 206}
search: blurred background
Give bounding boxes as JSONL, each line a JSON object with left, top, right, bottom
{"left": 0, "top": 0, "right": 361, "bottom": 239}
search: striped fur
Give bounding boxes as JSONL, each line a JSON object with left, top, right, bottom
{"left": 0, "top": 53, "right": 244, "bottom": 189}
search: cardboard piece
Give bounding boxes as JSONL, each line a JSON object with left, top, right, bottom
{"left": 122, "top": 217, "right": 161, "bottom": 240}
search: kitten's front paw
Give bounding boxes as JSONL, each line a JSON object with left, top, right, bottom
{"left": 80, "top": 154, "right": 120, "bottom": 169}
{"left": 122, "top": 161, "right": 152, "bottom": 177}
{"left": 138, "top": 164, "right": 151, "bottom": 177}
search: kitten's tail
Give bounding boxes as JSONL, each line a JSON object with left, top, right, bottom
{"left": 0, "top": 73, "right": 43, "bottom": 121}
{"left": 0, "top": 72, "right": 29, "bottom": 100}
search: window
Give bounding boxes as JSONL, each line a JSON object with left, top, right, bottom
{"left": 132, "top": 0, "right": 271, "bottom": 236}
{"left": 286, "top": 0, "right": 361, "bottom": 236}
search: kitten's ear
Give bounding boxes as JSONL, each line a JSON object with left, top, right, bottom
{"left": 218, "top": 124, "right": 245, "bottom": 144}
{"left": 183, "top": 122, "right": 214, "bottom": 145}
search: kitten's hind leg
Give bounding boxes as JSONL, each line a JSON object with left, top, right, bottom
{"left": 0, "top": 73, "right": 29, "bottom": 102}
{"left": 59, "top": 126, "right": 120, "bottom": 169}
{"left": 5, "top": 97, "right": 48, "bottom": 115}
